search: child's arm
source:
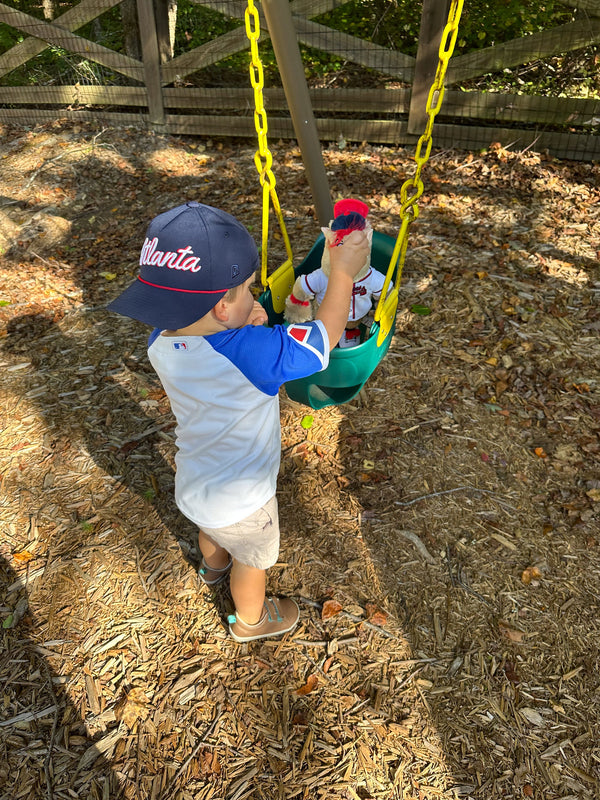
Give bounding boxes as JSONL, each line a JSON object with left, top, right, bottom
{"left": 316, "top": 230, "right": 370, "bottom": 350}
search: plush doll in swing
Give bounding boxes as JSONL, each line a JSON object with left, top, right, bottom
{"left": 284, "top": 199, "right": 387, "bottom": 348}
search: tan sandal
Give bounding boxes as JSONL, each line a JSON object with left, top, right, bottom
{"left": 228, "top": 597, "right": 299, "bottom": 642}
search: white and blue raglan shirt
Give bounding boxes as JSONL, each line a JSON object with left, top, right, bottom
{"left": 147, "top": 321, "right": 329, "bottom": 529}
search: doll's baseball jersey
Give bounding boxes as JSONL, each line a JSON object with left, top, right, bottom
{"left": 147, "top": 321, "right": 329, "bottom": 528}
{"left": 299, "top": 267, "right": 386, "bottom": 322}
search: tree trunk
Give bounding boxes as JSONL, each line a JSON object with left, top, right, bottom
{"left": 155, "top": 0, "right": 177, "bottom": 63}
{"left": 42, "top": 0, "right": 56, "bottom": 20}
{"left": 121, "top": 0, "right": 142, "bottom": 61}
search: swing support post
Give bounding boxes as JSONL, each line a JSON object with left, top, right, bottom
{"left": 260, "top": 0, "right": 333, "bottom": 225}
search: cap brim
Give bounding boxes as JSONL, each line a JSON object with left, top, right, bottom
{"left": 106, "top": 278, "right": 227, "bottom": 329}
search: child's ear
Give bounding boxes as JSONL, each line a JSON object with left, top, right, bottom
{"left": 212, "top": 298, "right": 229, "bottom": 322}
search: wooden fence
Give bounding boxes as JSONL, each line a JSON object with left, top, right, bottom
{"left": 0, "top": 0, "right": 599, "bottom": 160}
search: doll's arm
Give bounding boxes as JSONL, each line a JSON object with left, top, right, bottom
{"left": 284, "top": 276, "right": 314, "bottom": 323}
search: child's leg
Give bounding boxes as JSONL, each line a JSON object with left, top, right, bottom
{"left": 230, "top": 560, "right": 266, "bottom": 625}
{"left": 198, "top": 528, "right": 230, "bottom": 570}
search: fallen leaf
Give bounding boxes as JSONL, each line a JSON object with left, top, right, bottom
{"left": 115, "top": 687, "right": 150, "bottom": 728}
{"left": 368, "top": 611, "right": 388, "bottom": 627}
{"left": 521, "top": 566, "right": 542, "bottom": 585}
{"left": 502, "top": 660, "right": 520, "bottom": 683}
{"left": 12, "top": 550, "right": 34, "bottom": 564}
{"left": 498, "top": 620, "right": 526, "bottom": 643}
{"left": 321, "top": 599, "right": 343, "bottom": 620}
{"left": 99, "top": 271, "right": 117, "bottom": 280}
{"left": 359, "top": 470, "right": 389, "bottom": 483}
{"left": 300, "top": 414, "right": 314, "bottom": 430}
{"left": 295, "top": 674, "right": 318, "bottom": 696}
{"left": 410, "top": 304, "right": 431, "bottom": 315}
{"left": 198, "top": 748, "right": 221, "bottom": 776}
{"left": 520, "top": 707, "right": 545, "bottom": 727}
{"left": 365, "top": 603, "right": 388, "bottom": 626}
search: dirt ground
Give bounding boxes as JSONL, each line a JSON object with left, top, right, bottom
{"left": 0, "top": 120, "right": 599, "bottom": 800}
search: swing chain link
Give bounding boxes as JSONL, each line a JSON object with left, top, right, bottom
{"left": 245, "top": 0, "right": 293, "bottom": 289}
{"left": 375, "top": 0, "right": 464, "bottom": 310}
{"left": 245, "top": 0, "right": 275, "bottom": 191}
{"left": 374, "top": 0, "right": 463, "bottom": 339}
{"left": 400, "top": 0, "right": 463, "bottom": 228}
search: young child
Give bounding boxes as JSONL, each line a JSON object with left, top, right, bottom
{"left": 107, "top": 201, "right": 369, "bottom": 643}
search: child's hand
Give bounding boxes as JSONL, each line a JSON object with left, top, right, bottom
{"left": 328, "top": 229, "right": 370, "bottom": 281}
{"left": 246, "top": 300, "right": 268, "bottom": 327}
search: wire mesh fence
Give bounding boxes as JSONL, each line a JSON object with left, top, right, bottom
{"left": 0, "top": 0, "right": 598, "bottom": 159}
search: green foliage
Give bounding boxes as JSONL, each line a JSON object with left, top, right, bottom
{"left": 313, "top": 0, "right": 573, "bottom": 57}
{"left": 174, "top": 0, "right": 239, "bottom": 53}
{"left": 457, "top": 0, "right": 572, "bottom": 50}
{"left": 314, "top": 0, "right": 422, "bottom": 56}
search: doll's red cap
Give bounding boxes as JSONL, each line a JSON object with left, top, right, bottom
{"left": 333, "top": 199, "right": 369, "bottom": 218}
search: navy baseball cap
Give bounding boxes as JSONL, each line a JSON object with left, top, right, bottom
{"left": 106, "top": 202, "right": 259, "bottom": 329}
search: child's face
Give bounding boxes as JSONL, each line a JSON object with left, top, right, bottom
{"left": 223, "top": 273, "right": 257, "bottom": 328}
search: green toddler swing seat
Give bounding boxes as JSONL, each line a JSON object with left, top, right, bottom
{"left": 259, "top": 230, "right": 397, "bottom": 410}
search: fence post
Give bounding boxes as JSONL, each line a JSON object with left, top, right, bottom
{"left": 260, "top": 0, "right": 333, "bottom": 225}
{"left": 136, "top": 0, "right": 165, "bottom": 129}
{"left": 408, "top": 0, "right": 450, "bottom": 136}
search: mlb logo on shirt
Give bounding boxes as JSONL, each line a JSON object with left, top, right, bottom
{"left": 172, "top": 341, "right": 187, "bottom": 350}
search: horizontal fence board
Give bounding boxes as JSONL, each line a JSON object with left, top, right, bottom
{"left": 162, "top": 114, "right": 411, "bottom": 143}
{"left": 163, "top": 86, "right": 411, "bottom": 113}
{"left": 0, "top": 85, "right": 413, "bottom": 113}
{"left": 0, "top": 108, "right": 149, "bottom": 126}
{"left": 4, "top": 85, "right": 597, "bottom": 129}
{"left": 0, "top": 107, "right": 597, "bottom": 160}
{"left": 431, "top": 122, "right": 600, "bottom": 161}
{"left": 443, "top": 89, "right": 600, "bottom": 128}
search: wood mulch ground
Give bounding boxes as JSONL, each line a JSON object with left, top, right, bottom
{"left": 0, "top": 121, "right": 599, "bottom": 800}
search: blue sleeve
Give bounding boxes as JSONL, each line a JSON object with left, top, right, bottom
{"left": 207, "top": 321, "right": 330, "bottom": 396}
{"left": 148, "top": 328, "right": 162, "bottom": 347}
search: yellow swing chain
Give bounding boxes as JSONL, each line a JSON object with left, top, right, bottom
{"left": 374, "top": 0, "right": 464, "bottom": 346}
{"left": 245, "top": 0, "right": 294, "bottom": 309}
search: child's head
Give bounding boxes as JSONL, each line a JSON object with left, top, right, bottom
{"left": 107, "top": 202, "right": 258, "bottom": 328}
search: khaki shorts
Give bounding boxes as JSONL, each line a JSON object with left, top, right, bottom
{"left": 199, "top": 496, "right": 280, "bottom": 570}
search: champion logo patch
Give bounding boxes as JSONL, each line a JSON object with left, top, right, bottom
{"left": 287, "top": 324, "right": 311, "bottom": 344}
{"left": 172, "top": 341, "right": 187, "bottom": 350}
